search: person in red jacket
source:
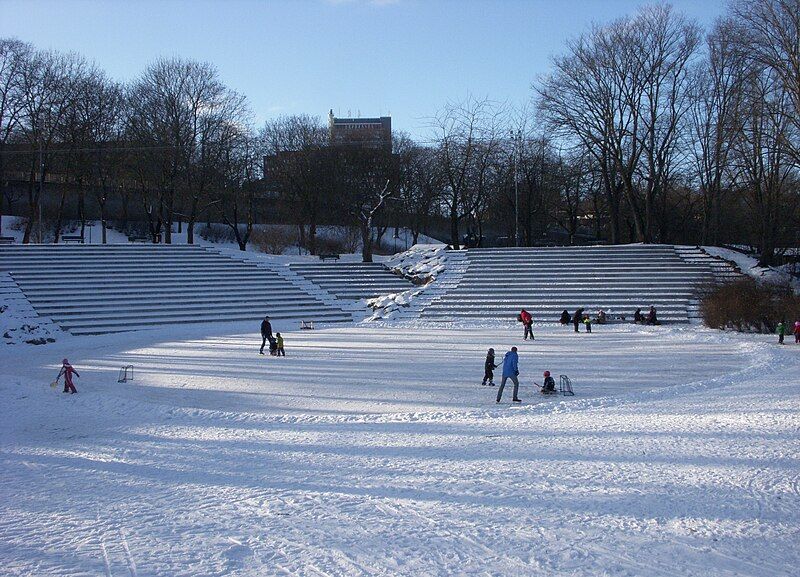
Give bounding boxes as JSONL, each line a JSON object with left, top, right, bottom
{"left": 58, "top": 358, "right": 80, "bottom": 394}
{"left": 794, "top": 320, "right": 800, "bottom": 344}
{"left": 520, "top": 309, "right": 534, "bottom": 340}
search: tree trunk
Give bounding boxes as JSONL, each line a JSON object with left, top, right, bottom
{"left": 22, "top": 165, "right": 37, "bottom": 244}
{"left": 53, "top": 190, "right": 67, "bottom": 243}
{"left": 449, "top": 202, "right": 460, "bottom": 249}
{"left": 360, "top": 221, "right": 373, "bottom": 262}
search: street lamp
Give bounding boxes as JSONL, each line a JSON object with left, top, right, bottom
{"left": 511, "top": 129, "right": 521, "bottom": 247}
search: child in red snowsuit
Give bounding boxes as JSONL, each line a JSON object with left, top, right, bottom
{"left": 795, "top": 321, "right": 800, "bottom": 344}
{"left": 58, "top": 358, "right": 80, "bottom": 394}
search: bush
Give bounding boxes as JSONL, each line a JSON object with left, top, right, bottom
{"left": 700, "top": 277, "right": 800, "bottom": 332}
{"left": 250, "top": 226, "right": 298, "bottom": 255}
{"left": 199, "top": 223, "right": 238, "bottom": 243}
{"left": 314, "top": 235, "right": 348, "bottom": 255}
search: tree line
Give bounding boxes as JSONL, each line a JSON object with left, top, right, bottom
{"left": 1, "top": 0, "right": 799, "bottom": 264}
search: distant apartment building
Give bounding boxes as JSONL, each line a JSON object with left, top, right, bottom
{"left": 328, "top": 110, "right": 392, "bottom": 152}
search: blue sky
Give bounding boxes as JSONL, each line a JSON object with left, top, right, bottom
{"left": 0, "top": 0, "right": 727, "bottom": 138}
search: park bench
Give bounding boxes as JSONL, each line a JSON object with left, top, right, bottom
{"left": 318, "top": 253, "right": 340, "bottom": 261}
{"left": 61, "top": 235, "right": 84, "bottom": 244}
{"left": 0, "top": 236, "right": 15, "bottom": 245}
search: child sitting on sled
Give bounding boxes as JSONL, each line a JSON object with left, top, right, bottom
{"left": 536, "top": 370, "right": 556, "bottom": 394}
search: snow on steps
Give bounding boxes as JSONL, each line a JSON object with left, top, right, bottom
{"left": 0, "top": 272, "right": 62, "bottom": 344}
{"left": 0, "top": 245, "right": 352, "bottom": 335}
{"left": 418, "top": 244, "right": 740, "bottom": 324}
{"left": 364, "top": 246, "right": 468, "bottom": 321}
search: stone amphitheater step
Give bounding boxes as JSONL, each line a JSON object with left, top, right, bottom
{"left": 420, "top": 244, "right": 718, "bottom": 324}
{"left": 34, "top": 294, "right": 321, "bottom": 313}
{"left": 0, "top": 245, "right": 352, "bottom": 334}
{"left": 26, "top": 289, "right": 307, "bottom": 305}
{"left": 48, "top": 301, "right": 334, "bottom": 322}
{"left": 64, "top": 310, "right": 352, "bottom": 336}
{"left": 288, "top": 261, "right": 414, "bottom": 301}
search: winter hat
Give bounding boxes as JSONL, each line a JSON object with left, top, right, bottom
{"left": 543, "top": 370, "right": 550, "bottom": 377}
{"left": 488, "top": 348, "right": 494, "bottom": 353}
{"left": 62, "top": 358, "right": 69, "bottom": 365}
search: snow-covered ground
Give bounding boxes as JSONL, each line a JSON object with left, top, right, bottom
{"left": 2, "top": 322, "right": 799, "bottom": 576}
{"left": 0, "top": 215, "right": 442, "bottom": 256}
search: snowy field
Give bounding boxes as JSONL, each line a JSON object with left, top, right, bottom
{"left": 1, "top": 322, "right": 799, "bottom": 576}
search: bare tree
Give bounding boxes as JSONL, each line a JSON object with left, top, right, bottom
{"left": 0, "top": 38, "right": 30, "bottom": 236}
{"left": 431, "top": 96, "right": 505, "bottom": 249}
{"left": 216, "top": 131, "right": 260, "bottom": 251}
{"left": 731, "top": 0, "right": 800, "bottom": 163}
{"left": 261, "top": 115, "right": 328, "bottom": 253}
{"left": 18, "top": 49, "right": 85, "bottom": 243}
{"left": 688, "top": 21, "right": 744, "bottom": 245}
{"left": 729, "top": 61, "right": 797, "bottom": 265}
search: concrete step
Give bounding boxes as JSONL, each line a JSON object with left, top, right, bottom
{"left": 64, "top": 310, "right": 353, "bottom": 335}
{"left": 47, "top": 300, "right": 332, "bottom": 321}
{"left": 35, "top": 294, "right": 322, "bottom": 313}
{"left": 26, "top": 288, "right": 313, "bottom": 305}
{"left": 14, "top": 274, "right": 288, "bottom": 289}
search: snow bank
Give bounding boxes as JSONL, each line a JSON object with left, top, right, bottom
{"left": 0, "top": 297, "right": 61, "bottom": 346}
{"left": 364, "top": 244, "right": 448, "bottom": 321}
{"left": 386, "top": 243, "right": 447, "bottom": 283}
{"left": 705, "top": 246, "right": 799, "bottom": 290}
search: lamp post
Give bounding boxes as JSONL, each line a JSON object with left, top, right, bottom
{"left": 511, "top": 129, "right": 521, "bottom": 247}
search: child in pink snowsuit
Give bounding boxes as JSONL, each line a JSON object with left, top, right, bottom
{"left": 59, "top": 359, "right": 80, "bottom": 394}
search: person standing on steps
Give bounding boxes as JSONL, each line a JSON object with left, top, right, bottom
{"left": 520, "top": 309, "right": 534, "bottom": 340}
{"left": 573, "top": 308, "right": 584, "bottom": 333}
{"left": 496, "top": 346, "right": 521, "bottom": 403}
{"left": 259, "top": 315, "right": 273, "bottom": 355}
{"left": 58, "top": 358, "right": 79, "bottom": 394}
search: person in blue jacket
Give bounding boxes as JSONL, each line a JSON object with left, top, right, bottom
{"left": 496, "top": 346, "right": 522, "bottom": 403}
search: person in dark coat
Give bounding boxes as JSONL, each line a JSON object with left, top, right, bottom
{"left": 482, "top": 347, "right": 497, "bottom": 386}
{"left": 537, "top": 370, "right": 556, "bottom": 393}
{"left": 259, "top": 316, "right": 273, "bottom": 355}
{"left": 560, "top": 310, "right": 571, "bottom": 325}
{"left": 634, "top": 308, "right": 643, "bottom": 324}
{"left": 573, "top": 308, "right": 584, "bottom": 332}
{"left": 646, "top": 306, "right": 658, "bottom": 326}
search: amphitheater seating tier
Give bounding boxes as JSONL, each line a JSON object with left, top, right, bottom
{"left": 420, "top": 245, "right": 739, "bottom": 323}
{"left": 0, "top": 245, "right": 352, "bottom": 335}
{"left": 288, "top": 262, "right": 414, "bottom": 301}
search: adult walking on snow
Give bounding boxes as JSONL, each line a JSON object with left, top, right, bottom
{"left": 496, "top": 346, "right": 522, "bottom": 404}
{"left": 794, "top": 321, "right": 800, "bottom": 344}
{"left": 259, "top": 315, "right": 273, "bottom": 355}
{"left": 573, "top": 308, "right": 584, "bottom": 333}
{"left": 520, "top": 309, "right": 534, "bottom": 340}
